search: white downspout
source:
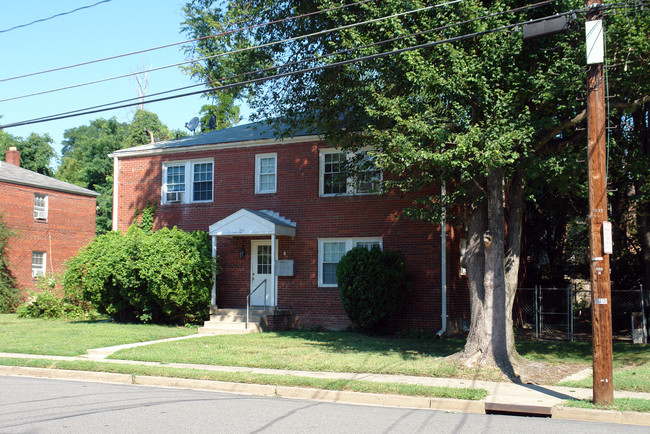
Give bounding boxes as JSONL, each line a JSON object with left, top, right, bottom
{"left": 437, "top": 182, "right": 447, "bottom": 337}
{"left": 111, "top": 155, "right": 119, "bottom": 231}
{"left": 271, "top": 234, "right": 276, "bottom": 307}
{"left": 211, "top": 236, "right": 217, "bottom": 307}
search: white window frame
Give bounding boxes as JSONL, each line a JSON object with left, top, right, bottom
{"left": 162, "top": 158, "right": 214, "bottom": 205}
{"left": 33, "top": 193, "right": 48, "bottom": 220}
{"left": 317, "top": 237, "right": 383, "bottom": 287}
{"left": 319, "top": 148, "right": 381, "bottom": 197}
{"left": 32, "top": 251, "right": 46, "bottom": 278}
{"left": 255, "top": 153, "right": 277, "bottom": 194}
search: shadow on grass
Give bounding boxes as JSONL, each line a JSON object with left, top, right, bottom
{"left": 273, "top": 330, "right": 466, "bottom": 361}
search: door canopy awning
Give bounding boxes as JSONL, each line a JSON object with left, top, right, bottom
{"left": 209, "top": 208, "right": 296, "bottom": 237}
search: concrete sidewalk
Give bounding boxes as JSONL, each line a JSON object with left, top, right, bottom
{"left": 1, "top": 336, "right": 650, "bottom": 426}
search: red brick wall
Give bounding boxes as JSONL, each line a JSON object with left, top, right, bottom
{"left": 115, "top": 140, "right": 469, "bottom": 331}
{"left": 0, "top": 182, "right": 96, "bottom": 297}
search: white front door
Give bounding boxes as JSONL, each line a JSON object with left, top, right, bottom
{"left": 250, "top": 240, "right": 275, "bottom": 306}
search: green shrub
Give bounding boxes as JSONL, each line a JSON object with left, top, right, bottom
{"left": 337, "top": 247, "right": 408, "bottom": 330}
{"left": 17, "top": 275, "right": 101, "bottom": 320}
{"left": 0, "top": 213, "right": 20, "bottom": 313}
{"left": 63, "top": 226, "right": 216, "bottom": 325}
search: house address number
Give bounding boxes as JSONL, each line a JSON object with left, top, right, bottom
{"left": 594, "top": 298, "right": 608, "bottom": 305}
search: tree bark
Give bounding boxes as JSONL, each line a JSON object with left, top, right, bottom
{"left": 451, "top": 169, "right": 521, "bottom": 379}
{"left": 457, "top": 178, "right": 488, "bottom": 366}
{"left": 505, "top": 167, "right": 525, "bottom": 358}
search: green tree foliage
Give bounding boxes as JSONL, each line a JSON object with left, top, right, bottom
{"left": 63, "top": 226, "right": 215, "bottom": 325}
{"left": 337, "top": 247, "right": 408, "bottom": 330}
{"left": 0, "top": 131, "right": 55, "bottom": 175}
{"left": 125, "top": 110, "right": 176, "bottom": 147}
{"left": 199, "top": 99, "right": 240, "bottom": 133}
{"left": 0, "top": 213, "right": 20, "bottom": 313}
{"left": 182, "top": 0, "right": 650, "bottom": 369}
{"left": 57, "top": 112, "right": 182, "bottom": 234}
{"left": 57, "top": 117, "right": 127, "bottom": 233}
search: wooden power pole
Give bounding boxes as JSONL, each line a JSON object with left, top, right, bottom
{"left": 586, "top": 0, "right": 613, "bottom": 405}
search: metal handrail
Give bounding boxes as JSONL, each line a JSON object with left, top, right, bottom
{"left": 246, "top": 279, "right": 267, "bottom": 329}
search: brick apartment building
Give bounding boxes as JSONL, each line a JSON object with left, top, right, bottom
{"left": 0, "top": 147, "right": 98, "bottom": 296}
{"left": 112, "top": 121, "right": 469, "bottom": 331}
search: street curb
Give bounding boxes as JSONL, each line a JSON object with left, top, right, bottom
{"left": 0, "top": 365, "right": 133, "bottom": 385}
{"left": 0, "top": 365, "right": 482, "bottom": 412}
{"left": 1, "top": 365, "right": 649, "bottom": 426}
{"left": 552, "top": 406, "right": 650, "bottom": 427}
{"left": 135, "top": 375, "right": 277, "bottom": 396}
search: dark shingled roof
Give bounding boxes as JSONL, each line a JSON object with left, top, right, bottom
{"left": 0, "top": 162, "right": 99, "bottom": 197}
{"left": 112, "top": 120, "right": 318, "bottom": 156}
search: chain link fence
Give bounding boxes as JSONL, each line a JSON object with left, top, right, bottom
{"left": 514, "top": 285, "right": 648, "bottom": 342}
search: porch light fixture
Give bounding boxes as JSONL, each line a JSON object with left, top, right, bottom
{"left": 239, "top": 246, "right": 246, "bottom": 259}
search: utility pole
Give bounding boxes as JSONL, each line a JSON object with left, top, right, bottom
{"left": 586, "top": 0, "right": 613, "bottom": 405}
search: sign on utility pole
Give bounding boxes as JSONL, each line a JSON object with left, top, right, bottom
{"left": 585, "top": 0, "right": 614, "bottom": 405}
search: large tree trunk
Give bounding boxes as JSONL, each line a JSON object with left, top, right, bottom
{"left": 456, "top": 178, "right": 488, "bottom": 366}
{"left": 505, "top": 168, "right": 525, "bottom": 357}
{"left": 451, "top": 170, "right": 519, "bottom": 378}
{"left": 451, "top": 169, "right": 523, "bottom": 379}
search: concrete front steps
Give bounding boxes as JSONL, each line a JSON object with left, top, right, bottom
{"left": 198, "top": 308, "right": 271, "bottom": 334}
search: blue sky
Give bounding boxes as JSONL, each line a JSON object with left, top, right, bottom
{"left": 0, "top": 0, "right": 248, "bottom": 159}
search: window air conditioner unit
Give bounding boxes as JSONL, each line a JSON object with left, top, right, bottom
{"left": 166, "top": 191, "right": 184, "bottom": 203}
{"left": 34, "top": 210, "right": 47, "bottom": 220}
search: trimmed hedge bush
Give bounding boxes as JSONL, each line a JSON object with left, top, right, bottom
{"left": 336, "top": 247, "right": 408, "bottom": 330}
{"left": 63, "top": 226, "right": 215, "bottom": 325}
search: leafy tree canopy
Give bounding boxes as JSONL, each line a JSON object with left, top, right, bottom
{"left": 0, "top": 130, "right": 56, "bottom": 176}
{"left": 181, "top": 0, "right": 650, "bottom": 369}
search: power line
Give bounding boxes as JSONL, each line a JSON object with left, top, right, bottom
{"left": 0, "top": 0, "right": 113, "bottom": 34}
{"left": 0, "top": 0, "right": 375, "bottom": 84}
{"left": 0, "top": 0, "right": 463, "bottom": 104}
{"left": 3, "top": 0, "right": 563, "bottom": 123}
{"left": 1, "top": 3, "right": 585, "bottom": 129}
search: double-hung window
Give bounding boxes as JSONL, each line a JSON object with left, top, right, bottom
{"left": 32, "top": 251, "right": 46, "bottom": 278}
{"left": 255, "top": 153, "right": 277, "bottom": 194}
{"left": 320, "top": 149, "right": 381, "bottom": 196}
{"left": 162, "top": 159, "right": 213, "bottom": 204}
{"left": 318, "top": 238, "right": 382, "bottom": 287}
{"left": 33, "top": 194, "right": 48, "bottom": 220}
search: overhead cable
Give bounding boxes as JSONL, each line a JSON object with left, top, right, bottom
{"left": 0, "top": 0, "right": 375, "bottom": 83}
{"left": 0, "top": 0, "right": 113, "bottom": 34}
{"left": 2, "top": 5, "right": 589, "bottom": 129}
{"left": 0, "top": 0, "right": 463, "bottom": 104}
{"left": 27, "top": 0, "right": 561, "bottom": 123}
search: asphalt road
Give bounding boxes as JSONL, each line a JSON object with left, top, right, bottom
{"left": 0, "top": 375, "right": 646, "bottom": 434}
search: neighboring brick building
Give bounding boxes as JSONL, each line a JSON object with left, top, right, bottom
{"left": 0, "top": 147, "right": 98, "bottom": 297}
{"left": 112, "top": 122, "right": 469, "bottom": 331}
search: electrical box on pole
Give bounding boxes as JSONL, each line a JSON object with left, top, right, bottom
{"left": 523, "top": 15, "right": 571, "bottom": 40}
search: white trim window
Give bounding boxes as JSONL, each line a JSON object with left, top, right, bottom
{"left": 162, "top": 159, "right": 213, "bottom": 204}
{"left": 32, "top": 251, "right": 46, "bottom": 278}
{"left": 319, "top": 149, "right": 381, "bottom": 196}
{"left": 33, "top": 193, "right": 48, "bottom": 220}
{"left": 255, "top": 153, "right": 277, "bottom": 194}
{"left": 318, "top": 238, "right": 382, "bottom": 287}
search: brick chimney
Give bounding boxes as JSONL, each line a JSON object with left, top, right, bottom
{"left": 5, "top": 147, "right": 20, "bottom": 167}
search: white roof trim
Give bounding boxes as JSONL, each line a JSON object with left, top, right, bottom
{"left": 209, "top": 209, "right": 296, "bottom": 237}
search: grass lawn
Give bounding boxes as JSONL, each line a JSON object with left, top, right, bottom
{"left": 109, "top": 330, "right": 510, "bottom": 380}
{"left": 562, "top": 397, "right": 650, "bottom": 413}
{"left": 2, "top": 314, "right": 648, "bottom": 391}
{"left": 0, "top": 314, "right": 197, "bottom": 356}
{"left": 0, "top": 357, "right": 487, "bottom": 401}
